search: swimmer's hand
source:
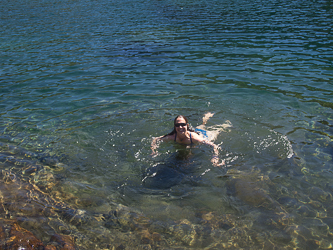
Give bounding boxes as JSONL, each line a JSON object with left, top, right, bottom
{"left": 150, "top": 137, "right": 161, "bottom": 157}
{"left": 150, "top": 150, "right": 159, "bottom": 157}
{"left": 211, "top": 156, "right": 225, "bottom": 167}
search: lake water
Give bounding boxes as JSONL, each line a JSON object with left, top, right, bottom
{"left": 1, "top": 0, "right": 333, "bottom": 248}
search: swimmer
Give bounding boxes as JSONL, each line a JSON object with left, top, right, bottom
{"left": 151, "top": 113, "right": 232, "bottom": 167}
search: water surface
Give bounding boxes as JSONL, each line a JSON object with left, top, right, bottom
{"left": 1, "top": 0, "right": 333, "bottom": 248}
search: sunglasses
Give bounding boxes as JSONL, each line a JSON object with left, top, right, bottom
{"left": 175, "top": 123, "right": 187, "bottom": 127}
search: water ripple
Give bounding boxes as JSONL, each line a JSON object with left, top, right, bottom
{"left": 0, "top": 0, "right": 333, "bottom": 249}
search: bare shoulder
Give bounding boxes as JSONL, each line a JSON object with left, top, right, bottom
{"left": 156, "top": 134, "right": 174, "bottom": 142}
{"left": 190, "top": 132, "right": 205, "bottom": 143}
{"left": 191, "top": 132, "right": 216, "bottom": 146}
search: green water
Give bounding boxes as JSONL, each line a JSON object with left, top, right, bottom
{"left": 1, "top": 0, "right": 333, "bottom": 248}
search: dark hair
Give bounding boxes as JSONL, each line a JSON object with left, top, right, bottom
{"left": 163, "top": 115, "right": 197, "bottom": 138}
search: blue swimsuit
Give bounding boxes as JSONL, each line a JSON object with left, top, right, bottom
{"left": 195, "top": 128, "right": 208, "bottom": 139}
{"left": 174, "top": 129, "right": 208, "bottom": 144}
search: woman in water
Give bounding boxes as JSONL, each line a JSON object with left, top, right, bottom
{"left": 151, "top": 113, "right": 231, "bottom": 167}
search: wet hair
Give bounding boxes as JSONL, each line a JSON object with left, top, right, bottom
{"left": 163, "top": 115, "right": 197, "bottom": 138}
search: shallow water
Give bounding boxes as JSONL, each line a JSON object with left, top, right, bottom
{"left": 1, "top": 0, "right": 333, "bottom": 248}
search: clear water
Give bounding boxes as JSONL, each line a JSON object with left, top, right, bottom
{"left": 1, "top": 0, "right": 333, "bottom": 248}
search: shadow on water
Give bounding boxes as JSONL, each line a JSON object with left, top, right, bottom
{"left": 142, "top": 162, "right": 184, "bottom": 189}
{"left": 142, "top": 147, "right": 203, "bottom": 190}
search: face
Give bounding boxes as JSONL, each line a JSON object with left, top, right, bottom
{"left": 174, "top": 117, "right": 188, "bottom": 134}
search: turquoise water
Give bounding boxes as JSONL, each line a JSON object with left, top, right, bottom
{"left": 1, "top": 0, "right": 333, "bottom": 248}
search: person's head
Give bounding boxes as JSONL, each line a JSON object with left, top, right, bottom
{"left": 164, "top": 115, "right": 195, "bottom": 137}
{"left": 174, "top": 115, "right": 190, "bottom": 131}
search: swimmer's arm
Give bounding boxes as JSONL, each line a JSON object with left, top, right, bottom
{"left": 151, "top": 136, "right": 162, "bottom": 155}
{"left": 191, "top": 133, "right": 220, "bottom": 155}
{"left": 192, "top": 134, "right": 223, "bottom": 166}
{"left": 150, "top": 135, "right": 173, "bottom": 155}
{"left": 205, "top": 141, "right": 224, "bottom": 167}
{"left": 203, "top": 140, "right": 220, "bottom": 156}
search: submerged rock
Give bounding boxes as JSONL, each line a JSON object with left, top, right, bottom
{"left": 1, "top": 140, "right": 327, "bottom": 249}
{"left": 0, "top": 219, "right": 44, "bottom": 249}
{"left": 225, "top": 171, "right": 295, "bottom": 235}
{"left": 0, "top": 219, "right": 77, "bottom": 250}
{"left": 104, "top": 203, "right": 152, "bottom": 232}
{"left": 227, "top": 174, "right": 284, "bottom": 213}
{"left": 48, "top": 234, "right": 76, "bottom": 250}
{"left": 309, "top": 186, "right": 332, "bottom": 202}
